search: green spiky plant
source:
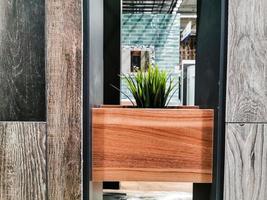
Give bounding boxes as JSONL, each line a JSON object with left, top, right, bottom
{"left": 113, "top": 65, "right": 178, "bottom": 108}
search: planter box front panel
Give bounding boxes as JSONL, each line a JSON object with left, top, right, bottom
{"left": 92, "top": 108, "right": 213, "bottom": 183}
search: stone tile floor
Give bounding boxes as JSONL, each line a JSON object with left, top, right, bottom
{"left": 103, "top": 182, "right": 192, "bottom": 200}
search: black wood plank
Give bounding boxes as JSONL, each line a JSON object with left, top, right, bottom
{"left": 0, "top": 0, "right": 45, "bottom": 121}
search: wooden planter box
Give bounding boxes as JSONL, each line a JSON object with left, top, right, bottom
{"left": 92, "top": 106, "right": 214, "bottom": 183}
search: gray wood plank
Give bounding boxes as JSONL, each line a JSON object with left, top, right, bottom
{"left": 46, "top": 0, "right": 82, "bottom": 199}
{"left": 0, "top": 0, "right": 45, "bottom": 121}
{"left": 0, "top": 122, "right": 46, "bottom": 200}
{"left": 226, "top": 0, "right": 267, "bottom": 123}
{"left": 224, "top": 123, "right": 267, "bottom": 200}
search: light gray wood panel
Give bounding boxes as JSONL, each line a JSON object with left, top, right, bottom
{"left": 89, "top": 0, "right": 103, "bottom": 105}
{"left": 224, "top": 123, "right": 267, "bottom": 200}
{"left": 46, "top": 0, "right": 82, "bottom": 199}
{"left": 0, "top": 122, "right": 46, "bottom": 200}
{"left": 226, "top": 0, "right": 267, "bottom": 123}
{"left": 0, "top": 0, "right": 45, "bottom": 121}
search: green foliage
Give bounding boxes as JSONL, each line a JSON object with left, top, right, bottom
{"left": 119, "top": 65, "right": 177, "bottom": 108}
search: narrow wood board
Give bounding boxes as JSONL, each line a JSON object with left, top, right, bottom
{"left": 226, "top": 0, "right": 267, "bottom": 123}
{"left": 0, "top": 0, "right": 46, "bottom": 121}
{"left": 0, "top": 122, "right": 46, "bottom": 200}
{"left": 46, "top": 0, "right": 82, "bottom": 199}
{"left": 93, "top": 108, "right": 213, "bottom": 182}
{"left": 224, "top": 123, "right": 267, "bottom": 200}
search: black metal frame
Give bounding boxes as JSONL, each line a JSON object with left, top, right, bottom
{"left": 123, "top": 0, "right": 178, "bottom": 13}
{"left": 83, "top": 0, "right": 91, "bottom": 199}
{"left": 215, "top": 0, "right": 228, "bottom": 198}
{"left": 83, "top": 0, "right": 228, "bottom": 199}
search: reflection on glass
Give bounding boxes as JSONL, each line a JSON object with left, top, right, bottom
{"left": 130, "top": 51, "right": 141, "bottom": 71}
{"left": 130, "top": 50, "right": 150, "bottom": 72}
{"left": 120, "top": 0, "right": 197, "bottom": 107}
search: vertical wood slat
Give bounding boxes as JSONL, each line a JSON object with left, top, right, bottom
{"left": 225, "top": 0, "right": 267, "bottom": 197}
{"left": 0, "top": 0, "right": 46, "bottom": 121}
{"left": 224, "top": 124, "right": 267, "bottom": 200}
{"left": 0, "top": 122, "right": 46, "bottom": 200}
{"left": 46, "top": 0, "right": 82, "bottom": 199}
{"left": 226, "top": 0, "right": 267, "bottom": 123}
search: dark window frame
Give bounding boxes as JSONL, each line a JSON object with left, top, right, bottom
{"left": 83, "top": 0, "right": 229, "bottom": 199}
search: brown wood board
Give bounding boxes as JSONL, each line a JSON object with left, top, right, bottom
{"left": 92, "top": 108, "right": 214, "bottom": 182}
{"left": 46, "top": 0, "right": 82, "bottom": 199}
{"left": 0, "top": 122, "right": 46, "bottom": 200}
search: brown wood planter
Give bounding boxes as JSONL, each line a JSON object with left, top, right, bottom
{"left": 92, "top": 106, "right": 214, "bottom": 183}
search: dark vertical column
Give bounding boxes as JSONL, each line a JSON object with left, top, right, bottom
{"left": 83, "top": 0, "right": 90, "bottom": 199}
{"left": 104, "top": 0, "right": 121, "bottom": 104}
{"left": 195, "top": 0, "right": 221, "bottom": 108}
{"left": 0, "top": 0, "right": 45, "bottom": 121}
{"left": 195, "top": 0, "right": 226, "bottom": 199}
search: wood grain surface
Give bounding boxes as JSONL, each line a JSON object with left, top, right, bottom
{"left": 224, "top": 123, "right": 267, "bottom": 200}
{"left": 92, "top": 108, "right": 214, "bottom": 182}
{"left": 46, "top": 0, "right": 82, "bottom": 199}
{"left": 0, "top": 122, "right": 46, "bottom": 200}
{"left": 225, "top": 0, "right": 267, "bottom": 198}
{"left": 0, "top": 0, "right": 45, "bottom": 121}
{"left": 226, "top": 0, "right": 267, "bottom": 123}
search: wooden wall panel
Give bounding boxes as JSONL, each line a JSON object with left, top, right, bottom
{"left": 0, "top": 0, "right": 45, "bottom": 121}
{"left": 226, "top": 0, "right": 267, "bottom": 123}
{"left": 224, "top": 124, "right": 267, "bottom": 200}
{"left": 225, "top": 0, "right": 267, "bottom": 198}
{"left": 0, "top": 122, "right": 46, "bottom": 200}
{"left": 46, "top": 0, "right": 82, "bottom": 199}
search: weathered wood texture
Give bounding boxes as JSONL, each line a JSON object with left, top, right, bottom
{"left": 224, "top": 123, "right": 267, "bottom": 200}
{"left": 92, "top": 108, "right": 214, "bottom": 182}
{"left": 46, "top": 0, "right": 82, "bottom": 199}
{"left": 0, "top": 122, "right": 46, "bottom": 200}
{"left": 225, "top": 0, "right": 267, "bottom": 197}
{"left": 0, "top": 0, "right": 45, "bottom": 121}
{"left": 226, "top": 0, "right": 267, "bottom": 123}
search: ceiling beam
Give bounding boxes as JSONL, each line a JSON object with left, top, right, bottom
{"left": 123, "top": 0, "right": 180, "bottom": 13}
